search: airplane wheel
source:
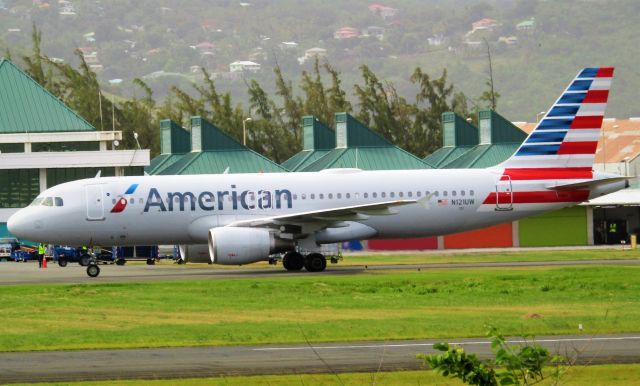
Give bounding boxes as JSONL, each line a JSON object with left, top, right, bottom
{"left": 304, "top": 253, "right": 327, "bottom": 272}
{"left": 146, "top": 258, "right": 155, "bottom": 265}
{"left": 87, "top": 264, "right": 100, "bottom": 278}
{"left": 58, "top": 258, "right": 68, "bottom": 267}
{"left": 282, "top": 251, "right": 304, "bottom": 271}
{"left": 116, "top": 259, "right": 126, "bottom": 266}
{"left": 79, "top": 255, "right": 91, "bottom": 266}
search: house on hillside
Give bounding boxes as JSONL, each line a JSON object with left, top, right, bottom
{"left": 279, "top": 41, "right": 298, "bottom": 50}
{"left": 229, "top": 60, "right": 261, "bottom": 73}
{"left": 427, "top": 34, "right": 445, "bottom": 46}
{"left": 517, "top": 17, "right": 536, "bottom": 33}
{"left": 362, "top": 26, "right": 385, "bottom": 40}
{"left": 298, "top": 47, "right": 327, "bottom": 65}
{"left": 194, "top": 41, "right": 215, "bottom": 52}
{"left": 368, "top": 3, "right": 398, "bottom": 20}
{"left": 472, "top": 18, "right": 498, "bottom": 31}
{"left": 334, "top": 27, "right": 359, "bottom": 39}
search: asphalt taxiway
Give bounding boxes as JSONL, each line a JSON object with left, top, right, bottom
{"left": 1, "top": 334, "right": 639, "bottom": 383}
{"left": 1, "top": 258, "right": 639, "bottom": 285}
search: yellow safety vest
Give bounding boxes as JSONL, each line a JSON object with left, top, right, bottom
{"left": 38, "top": 244, "right": 46, "bottom": 254}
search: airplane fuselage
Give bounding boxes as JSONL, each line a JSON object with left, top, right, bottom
{"left": 9, "top": 167, "right": 618, "bottom": 247}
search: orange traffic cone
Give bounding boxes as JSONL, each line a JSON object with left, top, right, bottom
{"left": 42, "top": 256, "right": 47, "bottom": 268}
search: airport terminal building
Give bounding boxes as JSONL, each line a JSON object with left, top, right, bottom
{"left": 0, "top": 58, "right": 149, "bottom": 239}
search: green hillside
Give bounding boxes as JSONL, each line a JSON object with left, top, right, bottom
{"left": 1, "top": 0, "right": 637, "bottom": 121}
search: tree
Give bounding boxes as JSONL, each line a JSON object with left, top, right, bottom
{"left": 420, "top": 326, "right": 564, "bottom": 386}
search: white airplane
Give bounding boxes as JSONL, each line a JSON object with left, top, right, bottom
{"left": 8, "top": 67, "right": 626, "bottom": 276}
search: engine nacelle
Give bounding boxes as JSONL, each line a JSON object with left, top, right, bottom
{"left": 178, "top": 244, "right": 211, "bottom": 264}
{"left": 208, "top": 227, "right": 293, "bottom": 265}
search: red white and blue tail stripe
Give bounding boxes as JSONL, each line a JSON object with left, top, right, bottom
{"left": 482, "top": 68, "right": 615, "bottom": 210}
{"left": 502, "top": 67, "right": 614, "bottom": 170}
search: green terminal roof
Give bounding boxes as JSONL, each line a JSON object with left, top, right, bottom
{"left": 0, "top": 58, "right": 96, "bottom": 133}
{"left": 300, "top": 112, "right": 431, "bottom": 171}
{"left": 282, "top": 116, "right": 336, "bottom": 171}
{"left": 442, "top": 143, "right": 520, "bottom": 169}
{"left": 150, "top": 116, "right": 287, "bottom": 175}
{"left": 431, "top": 109, "right": 527, "bottom": 169}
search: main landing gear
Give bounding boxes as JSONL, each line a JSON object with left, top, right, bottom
{"left": 282, "top": 251, "right": 328, "bottom": 272}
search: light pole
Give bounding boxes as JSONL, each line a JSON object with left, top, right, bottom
{"left": 536, "top": 111, "right": 546, "bottom": 122}
{"left": 108, "top": 78, "right": 123, "bottom": 132}
{"left": 243, "top": 117, "right": 252, "bottom": 146}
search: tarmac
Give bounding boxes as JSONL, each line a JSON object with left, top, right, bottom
{"left": 1, "top": 334, "right": 639, "bottom": 383}
{"left": 1, "top": 257, "right": 639, "bottom": 285}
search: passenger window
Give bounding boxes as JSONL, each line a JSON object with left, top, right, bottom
{"left": 293, "top": 194, "right": 298, "bottom": 200}
{"left": 434, "top": 191, "right": 439, "bottom": 197}
{"left": 372, "top": 192, "right": 377, "bottom": 198}
{"left": 461, "top": 190, "right": 466, "bottom": 197}
{"left": 130, "top": 198, "right": 134, "bottom": 204}
{"left": 337, "top": 193, "right": 342, "bottom": 199}
{"left": 416, "top": 191, "right": 421, "bottom": 197}
{"left": 319, "top": 194, "right": 324, "bottom": 199}
{"left": 54, "top": 197, "right": 64, "bottom": 207}
{"left": 301, "top": 193, "right": 306, "bottom": 200}
{"left": 381, "top": 192, "right": 386, "bottom": 198}
{"left": 311, "top": 194, "right": 315, "bottom": 199}
{"left": 452, "top": 191, "right": 457, "bottom": 197}
{"left": 407, "top": 191, "right": 412, "bottom": 198}
{"left": 443, "top": 191, "right": 448, "bottom": 197}
{"left": 112, "top": 199, "right": 117, "bottom": 204}
{"left": 390, "top": 192, "right": 395, "bottom": 198}
{"left": 139, "top": 198, "right": 143, "bottom": 204}
{"left": 364, "top": 192, "right": 368, "bottom": 198}
{"left": 399, "top": 192, "right": 404, "bottom": 198}
{"left": 328, "top": 193, "right": 333, "bottom": 199}
{"left": 346, "top": 193, "right": 350, "bottom": 199}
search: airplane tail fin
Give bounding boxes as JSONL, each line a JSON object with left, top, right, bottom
{"left": 501, "top": 67, "right": 614, "bottom": 172}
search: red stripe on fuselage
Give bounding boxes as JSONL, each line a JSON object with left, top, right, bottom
{"left": 571, "top": 116, "right": 604, "bottom": 129}
{"left": 482, "top": 190, "right": 590, "bottom": 205}
{"left": 583, "top": 90, "right": 609, "bottom": 103}
{"left": 557, "top": 141, "right": 599, "bottom": 155}
{"left": 501, "top": 167, "right": 593, "bottom": 181}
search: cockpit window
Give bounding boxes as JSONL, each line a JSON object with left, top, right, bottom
{"left": 29, "top": 196, "right": 63, "bottom": 207}
{"left": 30, "top": 197, "right": 45, "bottom": 206}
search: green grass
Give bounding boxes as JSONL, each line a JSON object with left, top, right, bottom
{"left": 340, "top": 248, "right": 640, "bottom": 266}
{"left": 9, "top": 365, "right": 640, "bottom": 386}
{"left": 1, "top": 265, "right": 639, "bottom": 352}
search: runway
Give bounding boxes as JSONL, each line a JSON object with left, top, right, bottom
{"left": 1, "top": 259, "right": 639, "bottom": 285}
{"left": 1, "top": 334, "right": 639, "bottom": 383}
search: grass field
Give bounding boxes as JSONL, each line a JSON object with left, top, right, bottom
{"left": 340, "top": 248, "right": 640, "bottom": 266}
{"left": 1, "top": 264, "right": 638, "bottom": 352}
{"left": 10, "top": 365, "right": 640, "bottom": 386}
{"left": 143, "top": 247, "right": 640, "bottom": 269}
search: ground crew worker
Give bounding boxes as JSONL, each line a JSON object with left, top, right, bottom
{"left": 37, "top": 243, "right": 46, "bottom": 268}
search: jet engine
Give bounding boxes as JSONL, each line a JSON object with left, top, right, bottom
{"left": 208, "top": 227, "right": 293, "bottom": 265}
{"left": 178, "top": 244, "right": 211, "bottom": 264}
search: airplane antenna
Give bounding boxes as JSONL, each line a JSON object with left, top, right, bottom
{"left": 94, "top": 170, "right": 101, "bottom": 178}
{"left": 223, "top": 167, "right": 230, "bottom": 174}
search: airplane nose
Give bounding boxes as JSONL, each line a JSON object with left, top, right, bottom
{"left": 7, "top": 212, "right": 26, "bottom": 237}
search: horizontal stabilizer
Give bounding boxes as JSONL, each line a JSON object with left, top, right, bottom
{"left": 547, "top": 176, "right": 632, "bottom": 191}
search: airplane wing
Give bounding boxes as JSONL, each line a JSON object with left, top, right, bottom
{"left": 226, "top": 200, "right": 418, "bottom": 229}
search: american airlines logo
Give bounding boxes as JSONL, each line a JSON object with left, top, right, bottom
{"left": 142, "top": 186, "right": 293, "bottom": 213}
{"left": 110, "top": 184, "right": 139, "bottom": 213}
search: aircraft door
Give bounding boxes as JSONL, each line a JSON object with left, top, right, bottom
{"left": 85, "top": 184, "right": 105, "bottom": 221}
{"left": 495, "top": 175, "right": 513, "bottom": 211}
